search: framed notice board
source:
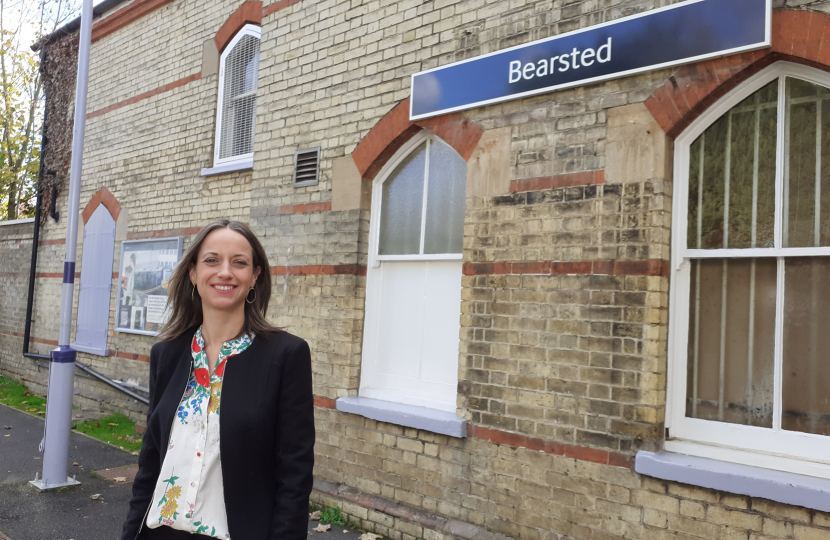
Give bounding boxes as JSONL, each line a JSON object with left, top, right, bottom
{"left": 116, "top": 237, "right": 183, "bottom": 336}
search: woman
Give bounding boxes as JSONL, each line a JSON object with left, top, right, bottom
{"left": 122, "top": 220, "right": 315, "bottom": 540}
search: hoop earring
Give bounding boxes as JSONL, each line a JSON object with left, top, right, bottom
{"left": 246, "top": 287, "right": 256, "bottom": 304}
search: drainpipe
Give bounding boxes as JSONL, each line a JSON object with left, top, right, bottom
{"left": 23, "top": 47, "right": 50, "bottom": 363}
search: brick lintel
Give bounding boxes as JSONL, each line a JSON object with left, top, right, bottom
{"left": 314, "top": 396, "right": 336, "bottom": 409}
{"left": 468, "top": 424, "right": 632, "bottom": 469}
{"left": 463, "top": 259, "right": 668, "bottom": 277}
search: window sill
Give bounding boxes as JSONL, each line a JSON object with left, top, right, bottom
{"left": 335, "top": 396, "right": 467, "bottom": 438}
{"left": 635, "top": 451, "right": 830, "bottom": 512}
{"left": 200, "top": 160, "right": 253, "bottom": 177}
{"left": 70, "top": 343, "right": 110, "bottom": 357}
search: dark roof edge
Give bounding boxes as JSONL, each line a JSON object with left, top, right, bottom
{"left": 31, "top": 0, "right": 129, "bottom": 51}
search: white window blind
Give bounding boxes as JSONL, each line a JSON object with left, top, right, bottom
{"left": 214, "top": 25, "right": 261, "bottom": 166}
{"left": 72, "top": 204, "right": 116, "bottom": 356}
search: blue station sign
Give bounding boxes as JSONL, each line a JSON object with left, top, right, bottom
{"left": 410, "top": 0, "right": 771, "bottom": 120}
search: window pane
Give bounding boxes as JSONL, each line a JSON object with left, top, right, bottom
{"left": 686, "top": 258, "right": 776, "bottom": 427}
{"left": 785, "top": 79, "right": 830, "bottom": 247}
{"left": 782, "top": 258, "right": 830, "bottom": 435}
{"left": 424, "top": 141, "right": 467, "bottom": 254}
{"left": 219, "top": 34, "right": 260, "bottom": 160}
{"left": 379, "top": 143, "right": 427, "bottom": 255}
{"left": 687, "top": 81, "right": 778, "bottom": 249}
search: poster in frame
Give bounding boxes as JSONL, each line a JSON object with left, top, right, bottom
{"left": 116, "top": 237, "right": 183, "bottom": 336}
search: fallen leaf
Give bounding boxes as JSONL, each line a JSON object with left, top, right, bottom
{"left": 309, "top": 510, "right": 321, "bottom": 521}
{"left": 3, "top": 434, "right": 9, "bottom": 437}
{"left": 359, "top": 534, "right": 381, "bottom": 540}
{"left": 90, "top": 494, "right": 101, "bottom": 500}
{"left": 28, "top": 408, "right": 37, "bottom": 412}
{"left": 3, "top": 426, "right": 10, "bottom": 429}
{"left": 113, "top": 476, "right": 127, "bottom": 482}
{"left": 313, "top": 524, "right": 331, "bottom": 533}
{"left": 72, "top": 462, "right": 79, "bottom": 467}
{"left": 343, "top": 530, "right": 349, "bottom": 534}
{"left": 131, "top": 451, "right": 140, "bottom": 456}
{"left": 108, "top": 423, "right": 119, "bottom": 426}
{"left": 20, "top": 400, "right": 27, "bottom": 404}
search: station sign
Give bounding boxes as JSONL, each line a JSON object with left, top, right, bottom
{"left": 410, "top": 0, "right": 771, "bottom": 120}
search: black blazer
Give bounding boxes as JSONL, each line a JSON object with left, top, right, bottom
{"left": 122, "top": 329, "right": 315, "bottom": 540}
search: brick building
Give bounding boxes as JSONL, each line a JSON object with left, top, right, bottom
{"left": 1, "top": 0, "right": 830, "bottom": 539}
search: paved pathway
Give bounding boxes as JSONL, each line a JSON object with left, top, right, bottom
{"left": 0, "top": 404, "right": 371, "bottom": 540}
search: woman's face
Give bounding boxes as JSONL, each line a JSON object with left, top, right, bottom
{"left": 189, "top": 228, "right": 261, "bottom": 313}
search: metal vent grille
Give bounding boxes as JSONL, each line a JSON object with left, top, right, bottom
{"left": 219, "top": 34, "right": 260, "bottom": 160}
{"left": 294, "top": 148, "right": 320, "bottom": 186}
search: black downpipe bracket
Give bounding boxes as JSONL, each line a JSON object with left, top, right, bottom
{"left": 22, "top": 47, "right": 148, "bottom": 406}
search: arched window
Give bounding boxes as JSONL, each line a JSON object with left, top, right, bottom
{"left": 213, "top": 24, "right": 261, "bottom": 167}
{"left": 360, "top": 132, "right": 467, "bottom": 413}
{"left": 668, "top": 63, "right": 830, "bottom": 478}
{"left": 72, "top": 204, "right": 116, "bottom": 356}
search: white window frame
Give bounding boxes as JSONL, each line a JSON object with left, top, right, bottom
{"left": 212, "top": 24, "right": 261, "bottom": 168}
{"left": 360, "top": 130, "right": 466, "bottom": 412}
{"left": 667, "top": 61, "right": 830, "bottom": 479}
{"left": 367, "top": 132, "right": 465, "bottom": 267}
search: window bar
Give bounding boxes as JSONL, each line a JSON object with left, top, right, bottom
{"left": 773, "top": 257, "right": 785, "bottom": 431}
{"left": 747, "top": 96, "right": 761, "bottom": 415}
{"left": 782, "top": 78, "right": 791, "bottom": 248}
{"left": 815, "top": 95, "right": 822, "bottom": 247}
{"left": 718, "top": 259, "right": 728, "bottom": 422}
{"left": 724, "top": 111, "right": 732, "bottom": 249}
{"left": 692, "top": 134, "right": 705, "bottom": 417}
{"left": 418, "top": 139, "right": 431, "bottom": 255}
{"left": 772, "top": 76, "right": 787, "bottom": 432}
{"left": 717, "top": 114, "right": 733, "bottom": 422}
{"left": 810, "top": 261, "right": 819, "bottom": 434}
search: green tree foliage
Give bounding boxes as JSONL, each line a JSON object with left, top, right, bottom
{"left": 0, "top": 0, "right": 77, "bottom": 221}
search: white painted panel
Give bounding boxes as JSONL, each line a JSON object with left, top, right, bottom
{"left": 361, "top": 260, "right": 462, "bottom": 413}
{"left": 75, "top": 204, "right": 115, "bottom": 354}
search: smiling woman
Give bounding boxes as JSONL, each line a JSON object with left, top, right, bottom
{"left": 122, "top": 220, "right": 315, "bottom": 540}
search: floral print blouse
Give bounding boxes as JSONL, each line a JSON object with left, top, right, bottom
{"left": 146, "top": 327, "right": 253, "bottom": 539}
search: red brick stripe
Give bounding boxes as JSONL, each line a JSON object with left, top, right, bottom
{"left": 87, "top": 73, "right": 202, "bottom": 120}
{"left": 509, "top": 170, "right": 605, "bottom": 193}
{"left": 468, "top": 424, "right": 631, "bottom": 469}
{"left": 91, "top": 0, "right": 176, "bottom": 43}
{"left": 269, "top": 264, "right": 367, "bottom": 276}
{"left": 314, "top": 396, "right": 336, "bottom": 409}
{"left": 126, "top": 227, "right": 203, "bottom": 240}
{"left": 463, "top": 259, "right": 668, "bottom": 277}
{"left": 263, "top": 0, "right": 303, "bottom": 16}
{"left": 113, "top": 351, "right": 151, "bottom": 362}
{"left": 38, "top": 239, "right": 65, "bottom": 246}
{"left": 273, "top": 202, "right": 331, "bottom": 214}
{"left": 0, "top": 272, "right": 28, "bottom": 278}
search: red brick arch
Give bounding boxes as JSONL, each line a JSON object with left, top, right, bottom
{"left": 215, "top": 1, "right": 263, "bottom": 54}
{"left": 646, "top": 9, "right": 830, "bottom": 138}
{"left": 351, "top": 99, "right": 484, "bottom": 180}
{"left": 82, "top": 188, "right": 121, "bottom": 224}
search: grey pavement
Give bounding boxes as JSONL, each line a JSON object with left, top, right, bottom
{"left": 0, "top": 404, "right": 371, "bottom": 540}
